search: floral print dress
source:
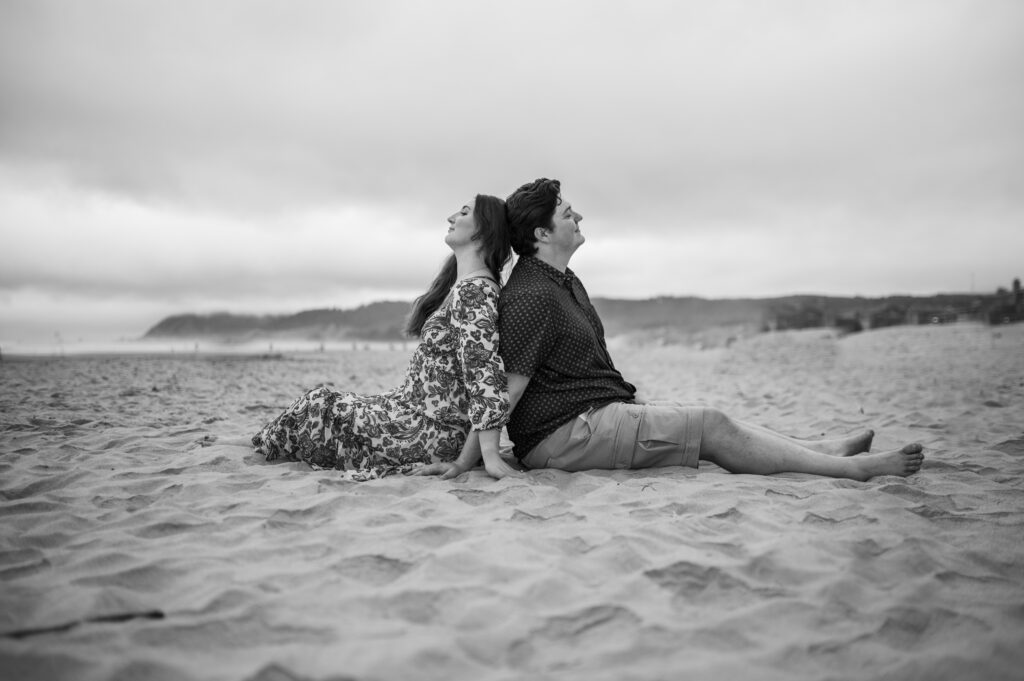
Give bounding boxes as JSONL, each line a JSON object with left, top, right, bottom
{"left": 252, "top": 277, "right": 510, "bottom": 480}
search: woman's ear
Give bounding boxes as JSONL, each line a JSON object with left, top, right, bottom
{"left": 533, "top": 226, "right": 549, "bottom": 244}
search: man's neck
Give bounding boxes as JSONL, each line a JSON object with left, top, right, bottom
{"left": 533, "top": 248, "right": 572, "bottom": 273}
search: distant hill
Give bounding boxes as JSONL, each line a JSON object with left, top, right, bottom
{"left": 593, "top": 293, "right": 990, "bottom": 334}
{"left": 144, "top": 301, "right": 412, "bottom": 341}
{"left": 592, "top": 293, "right": 994, "bottom": 345}
{"left": 144, "top": 293, "right": 997, "bottom": 344}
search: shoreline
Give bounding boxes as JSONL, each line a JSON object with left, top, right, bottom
{"left": 0, "top": 341, "right": 413, "bottom": 360}
{"left": 2, "top": 320, "right": 1010, "bottom": 360}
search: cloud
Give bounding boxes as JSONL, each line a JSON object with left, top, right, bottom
{"left": 1, "top": 0, "right": 1023, "bottom": 341}
{"left": 4, "top": 0, "right": 1019, "bottom": 215}
{"left": 0, "top": 171, "right": 454, "bottom": 299}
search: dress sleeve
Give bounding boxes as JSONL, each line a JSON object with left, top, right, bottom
{"left": 496, "top": 290, "right": 556, "bottom": 377}
{"left": 451, "top": 280, "right": 510, "bottom": 431}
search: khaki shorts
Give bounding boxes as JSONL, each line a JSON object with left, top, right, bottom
{"left": 521, "top": 401, "right": 705, "bottom": 471}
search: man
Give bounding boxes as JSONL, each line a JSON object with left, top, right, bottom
{"left": 484, "top": 178, "right": 925, "bottom": 481}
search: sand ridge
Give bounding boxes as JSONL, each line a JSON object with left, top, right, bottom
{"left": 1, "top": 323, "right": 1023, "bottom": 680}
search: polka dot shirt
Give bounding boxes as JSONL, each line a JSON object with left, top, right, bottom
{"left": 498, "top": 256, "right": 636, "bottom": 458}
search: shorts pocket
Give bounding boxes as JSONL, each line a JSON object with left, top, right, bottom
{"left": 567, "top": 409, "right": 594, "bottom": 444}
{"left": 634, "top": 409, "right": 688, "bottom": 468}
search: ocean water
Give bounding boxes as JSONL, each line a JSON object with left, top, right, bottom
{"left": 0, "top": 338, "right": 411, "bottom": 358}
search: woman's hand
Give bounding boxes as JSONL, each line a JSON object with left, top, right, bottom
{"left": 483, "top": 456, "right": 524, "bottom": 480}
{"left": 408, "top": 457, "right": 523, "bottom": 481}
{"left": 477, "top": 428, "right": 524, "bottom": 480}
{"left": 407, "top": 462, "right": 467, "bottom": 479}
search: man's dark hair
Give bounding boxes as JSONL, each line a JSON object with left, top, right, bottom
{"left": 506, "top": 178, "right": 561, "bottom": 257}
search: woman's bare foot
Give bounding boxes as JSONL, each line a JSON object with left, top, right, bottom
{"left": 851, "top": 443, "right": 924, "bottom": 480}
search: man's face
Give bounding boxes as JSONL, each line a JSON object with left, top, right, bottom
{"left": 544, "top": 197, "right": 585, "bottom": 254}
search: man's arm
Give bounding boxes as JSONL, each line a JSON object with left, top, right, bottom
{"left": 506, "top": 372, "right": 530, "bottom": 412}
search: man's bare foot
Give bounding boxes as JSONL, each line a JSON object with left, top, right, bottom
{"left": 838, "top": 429, "right": 874, "bottom": 457}
{"left": 813, "top": 429, "right": 875, "bottom": 456}
{"left": 851, "top": 443, "right": 924, "bottom": 480}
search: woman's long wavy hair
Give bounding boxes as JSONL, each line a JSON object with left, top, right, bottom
{"left": 404, "top": 194, "right": 511, "bottom": 337}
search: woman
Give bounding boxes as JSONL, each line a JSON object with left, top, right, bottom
{"left": 252, "top": 195, "right": 520, "bottom": 481}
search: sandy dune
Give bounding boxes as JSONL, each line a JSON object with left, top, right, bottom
{"left": 1, "top": 323, "right": 1022, "bottom": 680}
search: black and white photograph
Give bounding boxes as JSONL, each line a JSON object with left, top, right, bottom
{"left": 2, "top": 1, "right": 1022, "bottom": 679}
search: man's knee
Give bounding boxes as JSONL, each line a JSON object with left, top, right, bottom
{"left": 696, "top": 407, "right": 736, "bottom": 464}
{"left": 701, "top": 407, "right": 731, "bottom": 432}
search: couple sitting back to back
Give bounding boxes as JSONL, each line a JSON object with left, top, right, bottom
{"left": 252, "top": 178, "right": 925, "bottom": 482}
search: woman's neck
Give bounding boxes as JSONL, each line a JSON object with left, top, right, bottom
{"left": 454, "top": 248, "right": 490, "bottom": 280}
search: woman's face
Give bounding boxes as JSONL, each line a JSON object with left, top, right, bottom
{"left": 445, "top": 198, "right": 478, "bottom": 249}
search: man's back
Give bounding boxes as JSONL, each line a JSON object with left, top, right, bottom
{"left": 498, "top": 256, "right": 635, "bottom": 457}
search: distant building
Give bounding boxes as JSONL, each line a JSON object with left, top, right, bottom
{"left": 834, "top": 314, "right": 863, "bottom": 334}
{"left": 910, "top": 306, "right": 959, "bottom": 325}
{"left": 868, "top": 304, "right": 907, "bottom": 329}
{"left": 987, "top": 277, "right": 1023, "bottom": 324}
{"left": 767, "top": 303, "right": 825, "bottom": 331}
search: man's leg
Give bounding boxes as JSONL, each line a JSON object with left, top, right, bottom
{"left": 699, "top": 409, "right": 923, "bottom": 481}
{"left": 732, "top": 420, "right": 874, "bottom": 456}
{"left": 646, "top": 401, "right": 873, "bottom": 456}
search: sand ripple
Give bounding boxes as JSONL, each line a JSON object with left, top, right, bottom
{"left": 1, "top": 324, "right": 1023, "bottom": 679}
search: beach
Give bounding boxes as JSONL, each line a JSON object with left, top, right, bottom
{"left": 1, "top": 322, "right": 1023, "bottom": 680}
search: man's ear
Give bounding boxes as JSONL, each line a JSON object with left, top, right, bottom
{"left": 533, "top": 226, "right": 549, "bottom": 243}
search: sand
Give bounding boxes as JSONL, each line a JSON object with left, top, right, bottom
{"left": 1, "top": 322, "right": 1023, "bottom": 681}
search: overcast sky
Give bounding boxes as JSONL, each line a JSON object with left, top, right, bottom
{"left": 2, "top": 0, "right": 1022, "bottom": 342}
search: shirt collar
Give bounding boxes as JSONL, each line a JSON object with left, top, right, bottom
{"left": 522, "top": 255, "right": 576, "bottom": 287}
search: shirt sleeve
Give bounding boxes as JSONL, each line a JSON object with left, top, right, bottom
{"left": 451, "top": 280, "right": 510, "bottom": 431}
{"left": 497, "top": 290, "right": 556, "bottom": 377}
